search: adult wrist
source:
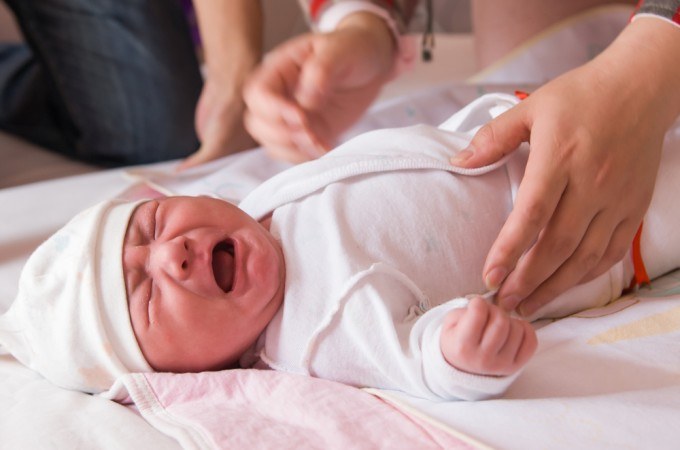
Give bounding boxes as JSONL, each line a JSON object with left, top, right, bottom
{"left": 337, "top": 11, "right": 397, "bottom": 55}
{"left": 600, "top": 16, "right": 680, "bottom": 127}
{"left": 204, "top": 52, "right": 259, "bottom": 87}
{"left": 317, "top": 3, "right": 416, "bottom": 79}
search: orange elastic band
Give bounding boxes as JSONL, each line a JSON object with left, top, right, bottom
{"left": 629, "top": 221, "right": 650, "bottom": 290}
{"left": 514, "top": 90, "right": 530, "bottom": 100}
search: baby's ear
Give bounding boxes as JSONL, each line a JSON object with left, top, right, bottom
{"left": 118, "top": 182, "right": 167, "bottom": 201}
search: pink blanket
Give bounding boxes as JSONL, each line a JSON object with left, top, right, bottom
{"left": 107, "top": 369, "right": 472, "bottom": 449}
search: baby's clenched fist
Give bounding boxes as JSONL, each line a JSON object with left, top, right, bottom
{"left": 440, "top": 296, "right": 537, "bottom": 376}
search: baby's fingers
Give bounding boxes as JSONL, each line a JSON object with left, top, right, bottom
{"left": 503, "top": 319, "right": 537, "bottom": 372}
{"left": 454, "top": 297, "right": 491, "bottom": 344}
{"left": 441, "top": 297, "right": 490, "bottom": 370}
{"left": 479, "top": 304, "right": 511, "bottom": 357}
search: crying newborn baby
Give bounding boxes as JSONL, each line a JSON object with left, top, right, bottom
{"left": 5, "top": 94, "right": 674, "bottom": 401}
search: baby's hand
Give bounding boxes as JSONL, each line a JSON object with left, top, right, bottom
{"left": 440, "top": 297, "right": 537, "bottom": 376}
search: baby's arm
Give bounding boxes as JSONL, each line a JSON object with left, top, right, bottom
{"left": 440, "top": 297, "right": 537, "bottom": 377}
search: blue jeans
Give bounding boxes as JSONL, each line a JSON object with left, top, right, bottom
{"left": 1, "top": 0, "right": 202, "bottom": 166}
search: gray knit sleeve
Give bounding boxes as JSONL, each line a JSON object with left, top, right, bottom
{"left": 634, "top": 0, "right": 680, "bottom": 25}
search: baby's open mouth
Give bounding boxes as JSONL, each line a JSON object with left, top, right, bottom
{"left": 212, "top": 240, "right": 235, "bottom": 293}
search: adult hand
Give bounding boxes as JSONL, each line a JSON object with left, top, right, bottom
{"left": 440, "top": 297, "right": 537, "bottom": 376}
{"left": 452, "top": 18, "right": 680, "bottom": 317}
{"left": 180, "top": 0, "right": 261, "bottom": 169}
{"left": 244, "top": 12, "right": 396, "bottom": 163}
{"left": 180, "top": 76, "right": 257, "bottom": 169}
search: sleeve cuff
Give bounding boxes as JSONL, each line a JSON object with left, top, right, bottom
{"left": 631, "top": 12, "right": 680, "bottom": 28}
{"left": 316, "top": 1, "right": 417, "bottom": 79}
{"left": 424, "top": 323, "right": 520, "bottom": 401}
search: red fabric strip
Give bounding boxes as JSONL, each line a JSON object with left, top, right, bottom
{"left": 673, "top": 6, "right": 680, "bottom": 24}
{"left": 310, "top": 0, "right": 329, "bottom": 20}
{"left": 629, "top": 221, "right": 651, "bottom": 290}
{"left": 629, "top": 0, "right": 644, "bottom": 22}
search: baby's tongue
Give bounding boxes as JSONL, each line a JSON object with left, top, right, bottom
{"left": 212, "top": 244, "right": 234, "bottom": 292}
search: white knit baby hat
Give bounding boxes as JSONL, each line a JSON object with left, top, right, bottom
{"left": 0, "top": 199, "right": 152, "bottom": 393}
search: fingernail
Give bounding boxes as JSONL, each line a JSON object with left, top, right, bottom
{"left": 517, "top": 303, "right": 532, "bottom": 318}
{"left": 501, "top": 295, "right": 521, "bottom": 311}
{"left": 450, "top": 147, "right": 474, "bottom": 165}
{"left": 484, "top": 267, "right": 507, "bottom": 290}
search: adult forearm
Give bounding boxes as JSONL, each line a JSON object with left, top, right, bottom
{"left": 193, "top": 0, "right": 263, "bottom": 80}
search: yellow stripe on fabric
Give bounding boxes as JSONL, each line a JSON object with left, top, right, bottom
{"left": 588, "top": 305, "right": 680, "bottom": 345}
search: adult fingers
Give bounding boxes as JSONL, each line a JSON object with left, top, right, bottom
{"left": 511, "top": 209, "right": 640, "bottom": 317}
{"left": 179, "top": 146, "right": 216, "bottom": 170}
{"left": 450, "top": 102, "right": 531, "bottom": 168}
{"left": 483, "top": 139, "right": 568, "bottom": 293}
{"left": 181, "top": 116, "right": 223, "bottom": 169}
{"left": 495, "top": 182, "right": 600, "bottom": 310}
{"left": 295, "top": 51, "right": 336, "bottom": 111}
{"left": 244, "top": 111, "right": 319, "bottom": 163}
{"left": 580, "top": 219, "right": 638, "bottom": 284}
{"left": 509, "top": 210, "right": 615, "bottom": 316}
{"left": 244, "top": 74, "right": 306, "bottom": 130}
{"left": 180, "top": 117, "right": 249, "bottom": 170}
{"left": 244, "top": 37, "right": 313, "bottom": 128}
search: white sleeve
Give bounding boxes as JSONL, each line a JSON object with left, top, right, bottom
{"left": 302, "top": 268, "right": 519, "bottom": 401}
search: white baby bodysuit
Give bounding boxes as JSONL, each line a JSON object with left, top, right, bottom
{"left": 239, "top": 94, "right": 627, "bottom": 401}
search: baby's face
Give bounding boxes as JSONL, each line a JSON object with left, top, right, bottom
{"left": 122, "top": 196, "right": 285, "bottom": 372}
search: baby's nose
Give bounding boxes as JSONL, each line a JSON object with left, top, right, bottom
{"left": 150, "top": 237, "right": 190, "bottom": 279}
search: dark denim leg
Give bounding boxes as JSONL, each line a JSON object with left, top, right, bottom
{"left": 4, "top": 0, "right": 202, "bottom": 165}
{"left": 0, "top": 43, "right": 74, "bottom": 154}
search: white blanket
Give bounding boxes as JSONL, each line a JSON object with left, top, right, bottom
{"left": 371, "top": 274, "right": 680, "bottom": 449}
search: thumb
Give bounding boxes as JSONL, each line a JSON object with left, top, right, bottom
{"left": 295, "top": 34, "right": 365, "bottom": 110}
{"left": 177, "top": 144, "right": 214, "bottom": 171}
{"left": 295, "top": 53, "right": 342, "bottom": 111}
{"left": 451, "top": 103, "right": 531, "bottom": 168}
{"left": 178, "top": 119, "right": 221, "bottom": 171}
